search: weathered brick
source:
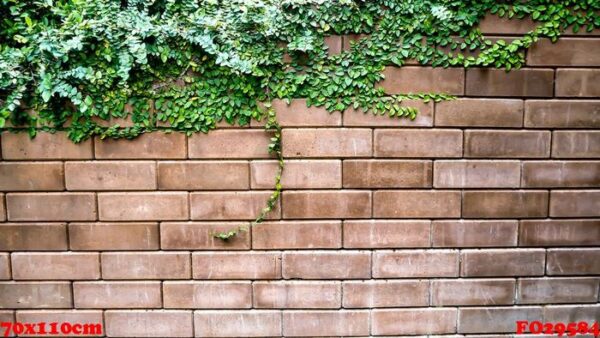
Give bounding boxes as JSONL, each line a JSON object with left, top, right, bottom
{"left": 95, "top": 133, "right": 186, "bottom": 159}
{"left": 461, "top": 249, "right": 545, "bottom": 277}
{"left": 252, "top": 221, "right": 341, "bottom": 249}
{"left": 381, "top": 67, "right": 464, "bottom": 95}
{"left": 434, "top": 160, "right": 520, "bottom": 188}
{"left": 543, "top": 304, "right": 600, "bottom": 323}
{"left": 0, "top": 162, "right": 64, "bottom": 191}
{"left": 518, "top": 278, "right": 600, "bottom": 304}
{"left": 102, "top": 252, "right": 190, "bottom": 279}
{"left": 161, "top": 222, "right": 250, "bottom": 250}
{"left": 251, "top": 160, "right": 341, "bottom": 189}
{"left": 74, "top": 282, "right": 162, "bottom": 309}
{"left": 343, "top": 280, "right": 429, "bottom": 308}
{"left": 343, "top": 160, "right": 432, "bottom": 188}
{"left": 343, "top": 100, "right": 433, "bottom": 127}
{"left": 163, "top": 281, "right": 251, "bottom": 309}
{"left": 432, "top": 220, "right": 518, "bottom": 247}
{"left": 283, "top": 310, "right": 369, "bottom": 337}
{"left": 324, "top": 35, "right": 342, "bottom": 54}
{"left": 0, "top": 311, "right": 14, "bottom": 337}
{"left": 1, "top": 132, "right": 93, "bottom": 160}
{"left": 466, "top": 68, "right": 554, "bottom": 97}
{"left": 283, "top": 251, "right": 370, "bottom": 279}
{"left": 373, "top": 250, "right": 459, "bottom": 278}
{"left": 463, "top": 191, "right": 548, "bottom": 218}
{"left": 105, "top": 310, "right": 193, "bottom": 338}
{"left": 158, "top": 161, "right": 248, "bottom": 190}
{"left": 6, "top": 193, "right": 96, "bottom": 221}
{"left": 374, "top": 129, "right": 462, "bottom": 158}
{"left": 550, "top": 190, "right": 600, "bottom": 217}
{"left": 0, "top": 254, "right": 9, "bottom": 280}
{"left": 69, "top": 223, "right": 159, "bottom": 250}
{"left": 0, "top": 282, "right": 72, "bottom": 308}
{"left": 195, "top": 310, "right": 281, "bottom": 338}
{"left": 254, "top": 99, "right": 341, "bottom": 127}
{"left": 282, "top": 128, "right": 372, "bottom": 158}
{"left": 520, "top": 220, "right": 600, "bottom": 246}
{"left": 552, "top": 131, "right": 600, "bottom": 158}
{"left": 435, "top": 99, "right": 523, "bottom": 127}
{"left": 188, "top": 130, "right": 271, "bottom": 159}
{"left": 528, "top": 38, "right": 600, "bottom": 66}
{"left": 547, "top": 249, "right": 600, "bottom": 275}
{"left": 191, "top": 191, "right": 280, "bottom": 220}
{"left": 373, "top": 190, "right": 461, "bottom": 218}
{"left": 522, "top": 161, "right": 600, "bottom": 188}
{"left": 0, "top": 223, "right": 67, "bottom": 250}
{"left": 16, "top": 310, "right": 103, "bottom": 337}
{"left": 465, "top": 130, "right": 550, "bottom": 158}
{"left": 98, "top": 192, "right": 188, "bottom": 221}
{"left": 253, "top": 281, "right": 341, "bottom": 309}
{"left": 432, "top": 279, "right": 516, "bottom": 306}
{"left": 524, "top": 100, "right": 600, "bottom": 128}
{"left": 282, "top": 190, "right": 371, "bottom": 219}
{"left": 458, "top": 307, "right": 543, "bottom": 333}
{"left": 343, "top": 220, "right": 430, "bottom": 248}
{"left": 11, "top": 253, "right": 100, "bottom": 280}
{"left": 193, "top": 252, "right": 281, "bottom": 279}
{"left": 478, "top": 15, "right": 536, "bottom": 34}
{"left": 556, "top": 69, "right": 600, "bottom": 97}
{"left": 372, "top": 308, "right": 457, "bottom": 335}
{"left": 65, "top": 161, "right": 156, "bottom": 190}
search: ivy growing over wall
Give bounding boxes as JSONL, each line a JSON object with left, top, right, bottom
{"left": 1, "top": 0, "right": 599, "bottom": 238}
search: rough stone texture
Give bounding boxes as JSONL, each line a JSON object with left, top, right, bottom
{"left": 431, "top": 279, "right": 516, "bottom": 306}
{"left": 253, "top": 281, "right": 341, "bottom": 309}
{"left": 524, "top": 100, "right": 600, "bottom": 128}
{"left": 462, "top": 190, "right": 549, "bottom": 218}
{"left": 11, "top": 253, "right": 100, "bottom": 280}
{"left": 343, "top": 220, "right": 430, "bottom": 248}
{"left": 282, "top": 128, "right": 372, "bottom": 158}
{"left": 343, "top": 160, "right": 432, "bottom": 188}
{"left": 433, "top": 160, "right": 520, "bottom": 188}
{"left": 464, "top": 130, "right": 551, "bottom": 158}
{"left": 69, "top": 223, "right": 159, "bottom": 250}
{"left": 374, "top": 129, "right": 462, "bottom": 157}
{"left": 105, "top": 310, "right": 193, "bottom": 338}
{"left": 74, "top": 282, "right": 162, "bottom": 309}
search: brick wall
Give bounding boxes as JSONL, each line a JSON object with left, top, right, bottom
{"left": 0, "top": 18, "right": 599, "bottom": 338}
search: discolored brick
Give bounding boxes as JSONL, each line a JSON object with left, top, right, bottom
{"left": 463, "top": 190, "right": 548, "bottom": 218}
{"left": 251, "top": 160, "right": 341, "bottom": 189}
{"left": 461, "top": 249, "right": 545, "bottom": 277}
{"left": 381, "top": 67, "right": 464, "bottom": 95}
{"left": 158, "top": 161, "right": 249, "bottom": 190}
{"left": 282, "top": 190, "right": 371, "bottom": 219}
{"left": 435, "top": 98, "right": 523, "bottom": 127}
{"left": 458, "top": 307, "right": 543, "bottom": 333}
{"left": 478, "top": 15, "right": 537, "bottom": 34}
{"left": 432, "top": 279, "right": 516, "bottom": 306}
{"left": 283, "top": 310, "right": 369, "bottom": 337}
{"left": 465, "top": 130, "right": 550, "bottom": 158}
{"left": 98, "top": 192, "right": 189, "bottom": 221}
{"left": 74, "top": 282, "right": 162, "bottom": 309}
{"left": 522, "top": 161, "right": 600, "bottom": 187}
{"left": 543, "top": 304, "right": 600, "bottom": 323}
{"left": 547, "top": 249, "right": 600, "bottom": 275}
{"left": 373, "top": 250, "right": 459, "bottom": 278}
{"left": 160, "top": 222, "right": 250, "bottom": 250}
{"left": 343, "top": 100, "right": 433, "bottom": 127}
{"left": 253, "top": 281, "right": 341, "bottom": 309}
{"left": 69, "top": 223, "right": 159, "bottom": 250}
{"left": 374, "top": 129, "right": 462, "bottom": 158}
{"left": 528, "top": 38, "right": 600, "bottom": 66}
{"left": 193, "top": 252, "right": 281, "bottom": 279}
{"left": 282, "top": 128, "right": 372, "bottom": 158}
{"left": 16, "top": 310, "right": 103, "bottom": 337}
{"left": 432, "top": 220, "right": 518, "bottom": 247}
{"left": 551, "top": 131, "right": 600, "bottom": 158}
{"left": 520, "top": 220, "right": 600, "bottom": 246}
{"left": 101, "top": 252, "right": 190, "bottom": 279}
{"left": 556, "top": 69, "right": 600, "bottom": 97}
{"left": 466, "top": 68, "right": 554, "bottom": 97}
{"left": 434, "top": 160, "right": 520, "bottom": 188}
{"left": 11, "top": 253, "right": 100, "bottom": 280}
{"left": 343, "top": 220, "right": 430, "bottom": 248}
{"left": 195, "top": 310, "right": 280, "bottom": 338}
{"left": 0, "top": 223, "right": 67, "bottom": 251}
{"left": 163, "top": 281, "right": 251, "bottom": 309}
{"left": 105, "top": 310, "right": 193, "bottom": 338}
{"left": 95, "top": 133, "right": 186, "bottom": 159}
{"left": 550, "top": 190, "right": 600, "bottom": 217}
{"left": 0, "top": 162, "right": 64, "bottom": 191}
{"left": 343, "top": 280, "right": 428, "bottom": 308}
{"left": 188, "top": 130, "right": 272, "bottom": 159}
{"left": 372, "top": 308, "right": 457, "bottom": 335}
{"left": 0, "top": 282, "right": 72, "bottom": 308}
{"left": 65, "top": 161, "right": 156, "bottom": 190}
{"left": 343, "top": 160, "right": 432, "bottom": 188}
{"left": 6, "top": 193, "right": 96, "bottom": 221}
{"left": 373, "top": 190, "right": 461, "bottom": 218}
{"left": 283, "top": 251, "right": 370, "bottom": 279}
{"left": 190, "top": 191, "right": 280, "bottom": 220}
{"left": 252, "top": 221, "right": 341, "bottom": 249}
{"left": 1, "top": 132, "right": 93, "bottom": 160}
{"left": 517, "top": 278, "right": 600, "bottom": 304}
{"left": 524, "top": 100, "right": 600, "bottom": 128}
{"left": 0, "top": 254, "right": 9, "bottom": 280}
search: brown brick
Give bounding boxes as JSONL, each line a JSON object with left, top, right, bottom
{"left": 432, "top": 220, "right": 518, "bottom": 248}
{"left": 254, "top": 99, "right": 341, "bottom": 127}
{"left": 252, "top": 221, "right": 341, "bottom": 249}
{"left": 158, "top": 161, "right": 248, "bottom": 190}
{"left": 552, "top": 131, "right": 600, "bottom": 158}
{"left": 6, "top": 193, "right": 96, "bottom": 221}
{"left": 282, "top": 190, "right": 371, "bottom": 219}
{"left": 343, "top": 100, "right": 433, "bottom": 127}
{"left": 374, "top": 129, "right": 462, "bottom": 157}
{"left": 101, "top": 252, "right": 190, "bottom": 279}
{"left": 0, "top": 311, "right": 14, "bottom": 337}
{"left": 282, "top": 128, "right": 372, "bottom": 158}
{"left": 343, "top": 160, "right": 432, "bottom": 188}
{"left": 74, "top": 282, "right": 162, "bottom": 309}
{"left": 0, "top": 254, "right": 9, "bottom": 280}
{"left": 160, "top": 222, "right": 250, "bottom": 250}
{"left": 547, "top": 249, "right": 600, "bottom": 275}
{"left": 543, "top": 304, "right": 600, "bottom": 323}
{"left": 191, "top": 191, "right": 280, "bottom": 220}
{"left": 324, "top": 35, "right": 342, "bottom": 54}
{"left": 463, "top": 191, "right": 548, "bottom": 218}
{"left": 69, "top": 223, "right": 159, "bottom": 250}
{"left": 343, "top": 220, "right": 430, "bottom": 248}
{"left": 373, "top": 250, "right": 459, "bottom": 278}
{"left": 465, "top": 130, "right": 550, "bottom": 158}
{"left": 461, "top": 249, "right": 545, "bottom": 277}
{"left": 283, "top": 251, "right": 370, "bottom": 279}
{"left": 518, "top": 278, "right": 600, "bottom": 304}
{"left": 373, "top": 190, "right": 461, "bottom": 218}
{"left": 251, "top": 160, "right": 341, "bottom": 189}
{"left": 528, "top": 38, "right": 600, "bottom": 66}
{"left": 432, "top": 279, "right": 516, "bottom": 306}
{"left": 0, "top": 223, "right": 67, "bottom": 251}
{"left": 434, "top": 160, "right": 520, "bottom": 188}
{"left": 188, "top": 130, "right": 271, "bottom": 159}
{"left": 163, "top": 281, "right": 251, "bottom": 309}
{"left": 372, "top": 308, "right": 457, "bottom": 335}
{"left": 11, "top": 253, "right": 100, "bottom": 280}
{"left": 343, "top": 280, "right": 428, "bottom": 308}
{"left": 283, "top": 310, "right": 369, "bottom": 337}
{"left": 1, "top": 132, "right": 92, "bottom": 160}
{"left": 458, "top": 307, "right": 543, "bottom": 334}
{"left": 98, "top": 192, "right": 188, "bottom": 221}
{"left": 253, "top": 281, "right": 341, "bottom": 309}
{"left": 106, "top": 310, "right": 193, "bottom": 338}
{"left": 466, "top": 68, "right": 554, "bottom": 97}
{"left": 195, "top": 310, "right": 280, "bottom": 338}
{"left": 524, "top": 100, "right": 600, "bottom": 128}
{"left": 523, "top": 161, "right": 600, "bottom": 188}
{"left": 435, "top": 99, "right": 523, "bottom": 127}
{"left": 478, "top": 15, "right": 536, "bottom": 34}
{"left": 381, "top": 67, "right": 464, "bottom": 95}
{"left": 16, "top": 310, "right": 103, "bottom": 337}
{"left": 550, "top": 190, "right": 600, "bottom": 217}
{"left": 556, "top": 69, "right": 600, "bottom": 97}
{"left": 0, "top": 162, "right": 64, "bottom": 191}
{"left": 193, "top": 252, "right": 281, "bottom": 279}
{"left": 65, "top": 161, "right": 156, "bottom": 190}
{"left": 520, "top": 220, "right": 600, "bottom": 246}
{"left": 0, "top": 282, "right": 72, "bottom": 308}
{"left": 95, "top": 133, "right": 186, "bottom": 159}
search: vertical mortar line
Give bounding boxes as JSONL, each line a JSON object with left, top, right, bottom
{"left": 514, "top": 276, "right": 520, "bottom": 305}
